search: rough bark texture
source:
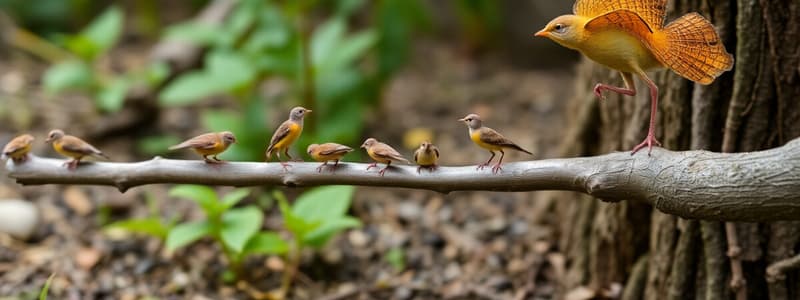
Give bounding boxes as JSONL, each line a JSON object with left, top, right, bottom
{"left": 551, "top": 0, "right": 800, "bottom": 298}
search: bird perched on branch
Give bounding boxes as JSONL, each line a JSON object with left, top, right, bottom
{"left": 2, "top": 134, "right": 34, "bottom": 163}
{"left": 266, "top": 106, "right": 311, "bottom": 171}
{"left": 413, "top": 141, "right": 440, "bottom": 174}
{"left": 459, "top": 114, "right": 532, "bottom": 174}
{"left": 361, "top": 138, "right": 409, "bottom": 177}
{"left": 45, "top": 129, "right": 109, "bottom": 170}
{"left": 169, "top": 131, "right": 237, "bottom": 163}
{"left": 535, "top": 0, "right": 733, "bottom": 155}
{"left": 307, "top": 143, "right": 353, "bottom": 173}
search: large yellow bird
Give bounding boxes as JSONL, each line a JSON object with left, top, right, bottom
{"left": 45, "top": 129, "right": 109, "bottom": 170}
{"left": 266, "top": 106, "right": 311, "bottom": 170}
{"left": 2, "top": 134, "right": 35, "bottom": 163}
{"left": 535, "top": 0, "right": 733, "bottom": 154}
{"left": 169, "top": 131, "right": 237, "bottom": 163}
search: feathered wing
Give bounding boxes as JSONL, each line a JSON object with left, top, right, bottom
{"left": 319, "top": 144, "right": 353, "bottom": 156}
{"left": 170, "top": 133, "right": 218, "bottom": 150}
{"left": 479, "top": 128, "right": 533, "bottom": 155}
{"left": 574, "top": 0, "right": 667, "bottom": 29}
{"left": 266, "top": 121, "right": 292, "bottom": 152}
{"left": 373, "top": 144, "right": 409, "bottom": 163}
{"left": 585, "top": 10, "right": 733, "bottom": 84}
{"left": 61, "top": 136, "right": 109, "bottom": 159}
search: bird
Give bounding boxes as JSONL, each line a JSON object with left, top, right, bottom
{"left": 307, "top": 143, "right": 353, "bottom": 173}
{"left": 169, "top": 131, "right": 237, "bottom": 163}
{"left": 361, "top": 138, "right": 409, "bottom": 177}
{"left": 413, "top": 141, "right": 440, "bottom": 174}
{"left": 459, "top": 114, "right": 532, "bottom": 174}
{"left": 266, "top": 106, "right": 311, "bottom": 170}
{"left": 45, "top": 129, "right": 109, "bottom": 170}
{"left": 535, "top": 0, "right": 733, "bottom": 155}
{"left": 2, "top": 134, "right": 35, "bottom": 163}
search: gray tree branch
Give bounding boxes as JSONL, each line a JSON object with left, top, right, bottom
{"left": 5, "top": 138, "right": 800, "bottom": 222}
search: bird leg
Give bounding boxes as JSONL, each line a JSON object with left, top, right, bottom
{"left": 330, "top": 160, "right": 340, "bottom": 174}
{"left": 64, "top": 158, "right": 80, "bottom": 170}
{"left": 316, "top": 161, "right": 328, "bottom": 173}
{"left": 594, "top": 72, "right": 637, "bottom": 100}
{"left": 417, "top": 164, "right": 437, "bottom": 174}
{"left": 366, "top": 162, "right": 378, "bottom": 171}
{"left": 212, "top": 155, "right": 226, "bottom": 163}
{"left": 630, "top": 74, "right": 662, "bottom": 155}
{"left": 203, "top": 155, "right": 223, "bottom": 164}
{"left": 491, "top": 150, "right": 505, "bottom": 174}
{"left": 276, "top": 152, "right": 291, "bottom": 171}
{"left": 378, "top": 161, "right": 391, "bottom": 177}
{"left": 477, "top": 151, "right": 496, "bottom": 170}
{"left": 285, "top": 148, "right": 303, "bottom": 162}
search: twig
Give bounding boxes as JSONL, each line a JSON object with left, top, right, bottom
{"left": 5, "top": 138, "right": 800, "bottom": 222}
{"left": 766, "top": 254, "right": 800, "bottom": 282}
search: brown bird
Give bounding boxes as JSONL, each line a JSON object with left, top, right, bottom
{"left": 361, "top": 138, "right": 409, "bottom": 177}
{"left": 307, "top": 143, "right": 353, "bottom": 173}
{"left": 169, "top": 131, "right": 237, "bottom": 163}
{"left": 45, "top": 129, "right": 109, "bottom": 170}
{"left": 459, "top": 114, "right": 532, "bottom": 174}
{"left": 266, "top": 106, "right": 311, "bottom": 170}
{"left": 413, "top": 141, "right": 440, "bottom": 174}
{"left": 2, "top": 134, "right": 35, "bottom": 163}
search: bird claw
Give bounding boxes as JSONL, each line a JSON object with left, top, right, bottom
{"left": 631, "top": 134, "right": 662, "bottom": 156}
{"left": 280, "top": 161, "right": 292, "bottom": 172}
{"left": 491, "top": 164, "right": 503, "bottom": 174}
{"left": 378, "top": 168, "right": 388, "bottom": 177}
{"left": 417, "top": 165, "right": 437, "bottom": 174}
{"left": 366, "top": 163, "right": 378, "bottom": 171}
{"left": 64, "top": 160, "right": 79, "bottom": 170}
{"left": 593, "top": 84, "right": 607, "bottom": 100}
{"left": 476, "top": 163, "right": 490, "bottom": 171}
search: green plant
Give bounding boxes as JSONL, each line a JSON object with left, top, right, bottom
{"left": 105, "top": 192, "right": 176, "bottom": 239}
{"left": 37, "top": 273, "right": 55, "bottom": 300}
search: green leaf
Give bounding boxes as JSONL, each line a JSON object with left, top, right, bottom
{"left": 158, "top": 51, "right": 257, "bottom": 106}
{"left": 222, "top": 188, "right": 250, "bottom": 210}
{"left": 319, "top": 29, "right": 376, "bottom": 72}
{"left": 164, "top": 21, "right": 223, "bottom": 46}
{"left": 39, "top": 273, "right": 56, "bottom": 300}
{"left": 166, "top": 221, "right": 212, "bottom": 251}
{"left": 43, "top": 60, "right": 93, "bottom": 93}
{"left": 105, "top": 218, "right": 170, "bottom": 239}
{"left": 303, "top": 216, "right": 361, "bottom": 248}
{"left": 384, "top": 247, "right": 406, "bottom": 271}
{"left": 292, "top": 186, "right": 355, "bottom": 221}
{"left": 82, "top": 5, "right": 124, "bottom": 58}
{"left": 221, "top": 206, "right": 263, "bottom": 253}
{"left": 144, "top": 62, "right": 170, "bottom": 86}
{"left": 244, "top": 231, "right": 289, "bottom": 255}
{"left": 169, "top": 185, "right": 219, "bottom": 215}
{"left": 97, "top": 78, "right": 129, "bottom": 112}
{"left": 311, "top": 18, "right": 346, "bottom": 65}
{"left": 275, "top": 190, "right": 319, "bottom": 239}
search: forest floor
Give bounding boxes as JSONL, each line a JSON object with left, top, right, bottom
{"left": 0, "top": 39, "right": 579, "bottom": 299}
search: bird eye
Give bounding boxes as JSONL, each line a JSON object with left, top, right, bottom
{"left": 554, "top": 24, "right": 566, "bottom": 33}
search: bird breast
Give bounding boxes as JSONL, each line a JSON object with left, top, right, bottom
{"left": 580, "top": 29, "right": 663, "bottom": 72}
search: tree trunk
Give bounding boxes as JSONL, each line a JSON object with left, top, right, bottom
{"left": 553, "top": 0, "right": 800, "bottom": 299}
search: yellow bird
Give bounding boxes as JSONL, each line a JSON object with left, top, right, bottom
{"left": 535, "top": 0, "right": 733, "bottom": 154}
{"left": 459, "top": 114, "right": 532, "bottom": 174}
{"left": 45, "top": 129, "right": 109, "bottom": 170}
{"left": 413, "top": 141, "right": 440, "bottom": 174}
{"left": 2, "top": 134, "right": 35, "bottom": 163}
{"left": 265, "top": 106, "right": 311, "bottom": 170}
{"left": 169, "top": 131, "right": 237, "bottom": 163}
{"left": 307, "top": 143, "right": 353, "bottom": 173}
{"left": 361, "top": 138, "right": 409, "bottom": 177}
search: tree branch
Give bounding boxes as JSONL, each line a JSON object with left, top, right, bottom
{"left": 5, "top": 138, "right": 800, "bottom": 222}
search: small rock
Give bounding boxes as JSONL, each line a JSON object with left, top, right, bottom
{"left": 506, "top": 258, "right": 527, "bottom": 274}
{"left": 486, "top": 217, "right": 508, "bottom": 233}
{"left": 397, "top": 202, "right": 422, "bottom": 222}
{"left": 75, "top": 247, "right": 102, "bottom": 270}
{"left": 171, "top": 271, "right": 190, "bottom": 289}
{"left": 266, "top": 256, "right": 285, "bottom": 271}
{"left": 323, "top": 248, "right": 343, "bottom": 264}
{"left": 63, "top": 187, "right": 93, "bottom": 216}
{"left": 443, "top": 263, "right": 462, "bottom": 282}
{"left": 486, "top": 275, "right": 513, "bottom": 291}
{"left": 348, "top": 230, "right": 369, "bottom": 248}
{"left": 134, "top": 258, "right": 155, "bottom": 275}
{"left": 393, "top": 286, "right": 413, "bottom": 300}
{"left": 509, "top": 220, "right": 529, "bottom": 236}
{"left": 0, "top": 199, "right": 40, "bottom": 239}
{"left": 422, "top": 231, "right": 445, "bottom": 248}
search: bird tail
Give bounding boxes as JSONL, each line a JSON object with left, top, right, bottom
{"left": 656, "top": 13, "right": 733, "bottom": 84}
{"left": 168, "top": 142, "right": 191, "bottom": 151}
{"left": 94, "top": 152, "right": 110, "bottom": 160}
{"left": 509, "top": 144, "right": 533, "bottom": 155}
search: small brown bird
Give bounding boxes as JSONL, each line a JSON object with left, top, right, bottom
{"left": 459, "top": 114, "right": 532, "bottom": 174}
{"left": 361, "top": 138, "right": 409, "bottom": 177}
{"left": 307, "top": 143, "right": 353, "bottom": 173}
{"left": 266, "top": 106, "right": 311, "bottom": 170}
{"left": 2, "top": 134, "right": 35, "bottom": 163}
{"left": 413, "top": 141, "right": 439, "bottom": 174}
{"left": 45, "top": 129, "right": 109, "bottom": 170}
{"left": 169, "top": 131, "right": 237, "bottom": 163}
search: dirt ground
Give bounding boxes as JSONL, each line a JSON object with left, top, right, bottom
{"left": 0, "top": 39, "right": 578, "bottom": 299}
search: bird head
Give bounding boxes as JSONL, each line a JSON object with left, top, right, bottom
{"left": 361, "top": 138, "right": 377, "bottom": 149}
{"left": 289, "top": 106, "right": 312, "bottom": 121}
{"left": 458, "top": 114, "right": 483, "bottom": 130}
{"left": 307, "top": 144, "right": 319, "bottom": 155}
{"left": 45, "top": 129, "right": 65, "bottom": 143}
{"left": 535, "top": 15, "right": 583, "bottom": 50}
{"left": 221, "top": 131, "right": 237, "bottom": 145}
{"left": 419, "top": 141, "right": 431, "bottom": 151}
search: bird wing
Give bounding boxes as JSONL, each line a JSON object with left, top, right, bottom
{"left": 479, "top": 128, "right": 533, "bottom": 155}
{"left": 574, "top": 0, "right": 667, "bottom": 29}
{"left": 319, "top": 144, "right": 353, "bottom": 156}
{"left": 170, "top": 133, "right": 218, "bottom": 150}
{"left": 432, "top": 146, "right": 440, "bottom": 158}
{"left": 267, "top": 121, "right": 293, "bottom": 151}
{"left": 373, "top": 144, "right": 409, "bottom": 163}
{"left": 61, "top": 136, "right": 107, "bottom": 158}
{"left": 413, "top": 149, "right": 420, "bottom": 163}
{"left": 584, "top": 9, "right": 654, "bottom": 40}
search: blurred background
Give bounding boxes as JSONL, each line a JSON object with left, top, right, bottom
{"left": 0, "top": 0, "right": 583, "bottom": 299}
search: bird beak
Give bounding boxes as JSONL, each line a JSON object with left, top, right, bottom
{"left": 44, "top": 138, "right": 52, "bottom": 143}
{"left": 534, "top": 29, "right": 548, "bottom": 37}
{"left": 457, "top": 118, "right": 466, "bottom": 122}
{"left": 306, "top": 110, "right": 313, "bottom": 113}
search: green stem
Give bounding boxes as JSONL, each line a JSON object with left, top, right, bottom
{"left": 298, "top": 13, "right": 317, "bottom": 133}
{"left": 279, "top": 238, "right": 302, "bottom": 297}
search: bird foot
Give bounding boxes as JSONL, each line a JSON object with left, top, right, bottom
{"left": 593, "top": 84, "right": 607, "bottom": 100}
{"left": 204, "top": 158, "right": 225, "bottom": 164}
{"left": 280, "top": 161, "right": 292, "bottom": 172}
{"left": 291, "top": 158, "right": 304, "bottom": 162}
{"left": 417, "top": 165, "right": 437, "bottom": 174}
{"left": 378, "top": 167, "right": 389, "bottom": 177}
{"left": 316, "top": 164, "right": 327, "bottom": 173}
{"left": 491, "top": 164, "right": 503, "bottom": 174}
{"left": 64, "top": 160, "right": 79, "bottom": 170}
{"left": 476, "top": 163, "right": 490, "bottom": 171}
{"left": 366, "top": 163, "right": 378, "bottom": 171}
{"left": 631, "top": 134, "right": 662, "bottom": 156}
